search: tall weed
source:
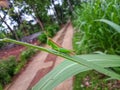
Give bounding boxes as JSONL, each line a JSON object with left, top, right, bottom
{"left": 0, "top": 57, "right": 17, "bottom": 87}
{"left": 72, "top": 0, "right": 120, "bottom": 89}
{"left": 73, "top": 0, "right": 120, "bottom": 54}
{"left": 14, "top": 48, "right": 37, "bottom": 74}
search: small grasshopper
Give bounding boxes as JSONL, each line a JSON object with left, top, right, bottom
{"left": 47, "top": 38, "right": 75, "bottom": 55}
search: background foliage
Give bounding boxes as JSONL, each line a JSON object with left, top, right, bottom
{"left": 73, "top": 0, "right": 120, "bottom": 54}
{"left": 1, "top": 0, "right": 120, "bottom": 90}
{"left": 72, "top": 0, "right": 120, "bottom": 89}
{"left": 0, "top": 48, "right": 37, "bottom": 89}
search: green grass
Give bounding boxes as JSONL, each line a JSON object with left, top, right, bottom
{"left": 73, "top": 71, "right": 112, "bottom": 90}
{"left": 0, "top": 56, "right": 17, "bottom": 89}
{"left": 1, "top": 1, "right": 120, "bottom": 89}
{"left": 72, "top": 0, "right": 120, "bottom": 89}
{"left": 73, "top": 0, "right": 120, "bottom": 54}
{"left": 0, "top": 48, "right": 37, "bottom": 89}
{"left": 14, "top": 48, "right": 37, "bottom": 74}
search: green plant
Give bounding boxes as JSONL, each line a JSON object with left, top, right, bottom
{"left": 38, "top": 32, "right": 47, "bottom": 43}
{"left": 14, "top": 48, "right": 37, "bottom": 74}
{"left": 0, "top": 56, "right": 17, "bottom": 87}
{"left": 14, "top": 61, "right": 25, "bottom": 74}
{"left": 96, "top": 19, "right": 120, "bottom": 33}
{"left": 1, "top": 38, "right": 120, "bottom": 90}
{"left": 0, "top": 48, "right": 37, "bottom": 88}
{"left": 73, "top": 71, "right": 111, "bottom": 90}
{"left": 0, "top": 83, "right": 3, "bottom": 90}
{"left": 45, "top": 24, "right": 59, "bottom": 37}
{"left": 20, "top": 48, "right": 36, "bottom": 61}
{"left": 72, "top": 0, "right": 120, "bottom": 89}
{"left": 72, "top": 0, "right": 120, "bottom": 54}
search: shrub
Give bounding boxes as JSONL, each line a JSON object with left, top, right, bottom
{"left": 45, "top": 24, "right": 59, "bottom": 37}
{"left": 0, "top": 57, "right": 17, "bottom": 87}
{"left": 20, "top": 48, "right": 36, "bottom": 61}
{"left": 37, "top": 32, "right": 47, "bottom": 43}
{"left": 14, "top": 48, "right": 37, "bottom": 74}
{"left": 0, "top": 48, "right": 37, "bottom": 88}
{"left": 14, "top": 61, "right": 25, "bottom": 74}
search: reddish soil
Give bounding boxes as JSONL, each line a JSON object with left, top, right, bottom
{"left": 0, "top": 45, "right": 25, "bottom": 59}
{"left": 0, "top": 40, "right": 39, "bottom": 59}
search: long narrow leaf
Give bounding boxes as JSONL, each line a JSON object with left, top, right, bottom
{"left": 96, "top": 19, "right": 120, "bottom": 33}
{"left": 32, "top": 54, "right": 120, "bottom": 90}
{"left": 1, "top": 39, "right": 120, "bottom": 84}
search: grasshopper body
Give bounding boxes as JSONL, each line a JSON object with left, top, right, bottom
{"left": 47, "top": 38, "right": 74, "bottom": 55}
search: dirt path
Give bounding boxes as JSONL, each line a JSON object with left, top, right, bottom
{"left": 5, "top": 22, "right": 74, "bottom": 90}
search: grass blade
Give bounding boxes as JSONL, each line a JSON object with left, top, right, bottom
{"left": 96, "top": 19, "right": 120, "bottom": 33}
{"left": 32, "top": 54, "right": 120, "bottom": 90}
{"left": 1, "top": 38, "right": 120, "bottom": 88}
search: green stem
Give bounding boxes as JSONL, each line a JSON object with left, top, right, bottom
{"left": 0, "top": 38, "right": 51, "bottom": 53}
{"left": 1, "top": 38, "right": 120, "bottom": 80}
{"left": 0, "top": 38, "right": 68, "bottom": 57}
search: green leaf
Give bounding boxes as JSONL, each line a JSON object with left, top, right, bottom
{"left": 32, "top": 54, "right": 120, "bottom": 90}
{"left": 1, "top": 38, "right": 120, "bottom": 89}
{"left": 96, "top": 19, "right": 120, "bottom": 33}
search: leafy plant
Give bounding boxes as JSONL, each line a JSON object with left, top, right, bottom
{"left": 14, "top": 61, "right": 25, "bottom": 75}
{"left": 45, "top": 24, "right": 59, "bottom": 37}
{"left": 72, "top": 0, "right": 120, "bottom": 54}
{"left": 0, "top": 38, "right": 120, "bottom": 90}
{"left": 72, "top": 0, "right": 120, "bottom": 89}
{"left": 14, "top": 48, "right": 37, "bottom": 74}
{"left": 0, "top": 56, "right": 17, "bottom": 87}
{"left": 38, "top": 32, "right": 47, "bottom": 43}
{"left": 0, "top": 47, "right": 37, "bottom": 88}
{"left": 96, "top": 19, "right": 120, "bottom": 33}
{"left": 32, "top": 54, "right": 120, "bottom": 90}
{"left": 20, "top": 48, "right": 36, "bottom": 61}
